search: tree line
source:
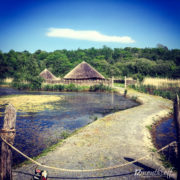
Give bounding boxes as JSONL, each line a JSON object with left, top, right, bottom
{"left": 0, "top": 46, "right": 180, "bottom": 84}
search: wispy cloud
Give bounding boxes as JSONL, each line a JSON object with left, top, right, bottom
{"left": 46, "top": 28, "right": 135, "bottom": 44}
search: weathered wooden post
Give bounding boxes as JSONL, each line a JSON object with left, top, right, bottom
{"left": 124, "top": 76, "right": 127, "bottom": 89}
{"left": 111, "top": 76, "right": 114, "bottom": 88}
{"left": 174, "top": 95, "right": 180, "bottom": 179}
{"left": 0, "top": 104, "right": 16, "bottom": 180}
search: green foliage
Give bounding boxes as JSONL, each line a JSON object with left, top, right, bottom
{"left": 130, "top": 84, "right": 180, "bottom": 100}
{"left": 60, "top": 131, "right": 70, "bottom": 139}
{"left": 145, "top": 125, "right": 152, "bottom": 131}
{"left": 132, "top": 73, "right": 144, "bottom": 82}
{"left": 0, "top": 47, "right": 180, "bottom": 83}
{"left": 65, "top": 83, "right": 79, "bottom": 91}
{"left": 89, "top": 83, "right": 112, "bottom": 92}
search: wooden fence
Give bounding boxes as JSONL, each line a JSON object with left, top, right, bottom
{"left": 45, "top": 79, "right": 112, "bottom": 86}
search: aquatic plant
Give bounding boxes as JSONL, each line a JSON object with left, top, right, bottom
{"left": 0, "top": 95, "right": 63, "bottom": 116}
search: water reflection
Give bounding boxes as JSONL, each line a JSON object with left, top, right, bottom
{"left": 0, "top": 87, "right": 139, "bottom": 165}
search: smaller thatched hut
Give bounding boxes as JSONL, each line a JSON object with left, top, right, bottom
{"left": 64, "top": 61, "right": 105, "bottom": 80}
{"left": 39, "top": 68, "right": 57, "bottom": 80}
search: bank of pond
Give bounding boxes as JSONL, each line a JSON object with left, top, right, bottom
{"left": 0, "top": 87, "right": 138, "bottom": 166}
{"left": 0, "top": 87, "right": 177, "bottom": 170}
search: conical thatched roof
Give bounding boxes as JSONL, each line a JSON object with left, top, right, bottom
{"left": 64, "top": 61, "right": 105, "bottom": 80}
{"left": 39, "top": 68, "right": 57, "bottom": 80}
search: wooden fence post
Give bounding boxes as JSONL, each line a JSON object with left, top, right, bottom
{"left": 111, "top": 76, "right": 114, "bottom": 88}
{"left": 174, "top": 95, "right": 180, "bottom": 179}
{"left": 0, "top": 104, "right": 16, "bottom": 180}
{"left": 124, "top": 76, "right": 127, "bottom": 89}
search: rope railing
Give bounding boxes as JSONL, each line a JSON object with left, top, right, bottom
{"left": 0, "top": 135, "right": 177, "bottom": 173}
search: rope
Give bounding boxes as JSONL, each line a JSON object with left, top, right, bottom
{"left": 0, "top": 135, "right": 176, "bottom": 173}
{"left": 0, "top": 128, "right": 16, "bottom": 133}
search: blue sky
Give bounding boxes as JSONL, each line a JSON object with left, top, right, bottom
{"left": 0, "top": 0, "right": 180, "bottom": 52}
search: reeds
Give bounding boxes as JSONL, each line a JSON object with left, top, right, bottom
{"left": 143, "top": 77, "right": 180, "bottom": 88}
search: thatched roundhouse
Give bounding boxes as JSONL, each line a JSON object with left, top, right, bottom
{"left": 64, "top": 61, "right": 105, "bottom": 80}
{"left": 39, "top": 68, "right": 57, "bottom": 80}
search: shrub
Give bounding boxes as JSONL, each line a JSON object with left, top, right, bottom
{"left": 60, "top": 131, "right": 70, "bottom": 139}
{"left": 90, "top": 83, "right": 112, "bottom": 92}
{"left": 65, "top": 83, "right": 79, "bottom": 91}
{"left": 130, "top": 84, "right": 180, "bottom": 100}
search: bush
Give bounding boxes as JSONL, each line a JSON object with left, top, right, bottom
{"left": 132, "top": 74, "right": 144, "bottom": 82}
{"left": 130, "top": 84, "right": 180, "bottom": 100}
{"left": 65, "top": 84, "right": 79, "bottom": 91}
{"left": 89, "top": 83, "right": 112, "bottom": 92}
{"left": 60, "top": 131, "right": 70, "bottom": 139}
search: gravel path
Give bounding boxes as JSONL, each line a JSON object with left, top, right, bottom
{"left": 13, "top": 88, "right": 175, "bottom": 179}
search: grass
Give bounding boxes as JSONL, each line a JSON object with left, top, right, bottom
{"left": 89, "top": 83, "right": 112, "bottom": 92}
{"left": 60, "top": 131, "right": 71, "bottom": 139}
{"left": 159, "top": 154, "right": 176, "bottom": 170}
{"left": 10, "top": 82, "right": 113, "bottom": 92}
{"left": 146, "top": 125, "right": 152, "bottom": 131}
{"left": 13, "top": 138, "right": 65, "bottom": 168}
{"left": 143, "top": 77, "right": 180, "bottom": 88}
{"left": 114, "top": 83, "right": 125, "bottom": 88}
{"left": 130, "top": 84, "right": 180, "bottom": 100}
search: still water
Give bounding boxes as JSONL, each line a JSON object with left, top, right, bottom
{"left": 0, "top": 87, "right": 139, "bottom": 165}
{"left": 155, "top": 118, "right": 176, "bottom": 149}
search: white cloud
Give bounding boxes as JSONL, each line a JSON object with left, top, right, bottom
{"left": 46, "top": 28, "right": 135, "bottom": 44}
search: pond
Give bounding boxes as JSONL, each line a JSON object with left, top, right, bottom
{"left": 154, "top": 117, "right": 177, "bottom": 168}
{"left": 0, "top": 87, "right": 139, "bottom": 165}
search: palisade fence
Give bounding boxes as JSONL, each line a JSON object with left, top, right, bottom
{"left": 45, "top": 78, "right": 137, "bottom": 87}
{"left": 114, "top": 78, "right": 137, "bottom": 86}
{"left": 45, "top": 78, "right": 113, "bottom": 86}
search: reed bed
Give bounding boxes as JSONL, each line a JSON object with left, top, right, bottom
{"left": 0, "top": 78, "right": 13, "bottom": 84}
{"left": 143, "top": 77, "right": 180, "bottom": 88}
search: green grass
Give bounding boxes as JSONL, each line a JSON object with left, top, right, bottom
{"left": 13, "top": 130, "right": 71, "bottom": 168}
{"left": 89, "top": 83, "right": 112, "bottom": 92}
{"left": 114, "top": 83, "right": 125, "bottom": 88}
{"left": 130, "top": 84, "right": 180, "bottom": 100}
{"left": 60, "top": 130, "right": 71, "bottom": 139}
{"left": 145, "top": 125, "right": 152, "bottom": 131}
{"left": 159, "top": 154, "right": 176, "bottom": 170}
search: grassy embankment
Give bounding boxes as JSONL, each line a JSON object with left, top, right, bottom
{"left": 129, "top": 77, "right": 180, "bottom": 100}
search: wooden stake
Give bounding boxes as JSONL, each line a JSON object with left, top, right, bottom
{"left": 124, "top": 76, "right": 127, "bottom": 89}
{"left": 174, "top": 95, "right": 180, "bottom": 179}
{"left": 0, "top": 104, "right": 16, "bottom": 180}
{"left": 111, "top": 76, "right": 114, "bottom": 88}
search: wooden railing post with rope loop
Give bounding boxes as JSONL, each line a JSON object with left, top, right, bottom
{"left": 0, "top": 104, "right": 16, "bottom": 180}
{"left": 174, "top": 95, "right": 180, "bottom": 180}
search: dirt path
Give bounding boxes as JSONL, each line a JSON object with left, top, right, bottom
{"left": 13, "top": 88, "right": 175, "bottom": 179}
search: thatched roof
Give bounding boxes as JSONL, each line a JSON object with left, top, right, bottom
{"left": 64, "top": 61, "right": 105, "bottom": 80}
{"left": 39, "top": 68, "right": 57, "bottom": 80}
